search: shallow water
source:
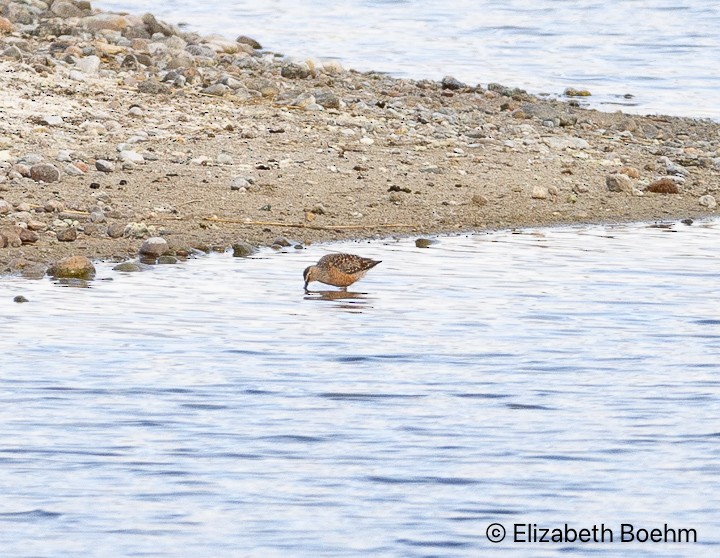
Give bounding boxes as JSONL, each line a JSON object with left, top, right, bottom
{"left": 1, "top": 220, "right": 719, "bottom": 556}
{"left": 96, "top": 0, "right": 720, "bottom": 120}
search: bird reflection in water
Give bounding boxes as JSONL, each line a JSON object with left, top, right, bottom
{"left": 303, "top": 289, "right": 372, "bottom": 311}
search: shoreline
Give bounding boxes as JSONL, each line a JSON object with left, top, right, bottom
{"left": 1, "top": 1, "right": 719, "bottom": 277}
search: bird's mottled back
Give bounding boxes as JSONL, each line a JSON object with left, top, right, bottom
{"left": 318, "top": 253, "right": 380, "bottom": 275}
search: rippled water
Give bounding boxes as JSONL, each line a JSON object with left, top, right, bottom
{"left": 1, "top": 220, "right": 719, "bottom": 556}
{"left": 95, "top": 0, "right": 720, "bottom": 120}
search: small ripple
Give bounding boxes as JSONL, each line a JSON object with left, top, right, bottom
{"left": 694, "top": 319, "right": 720, "bottom": 326}
{"left": 367, "top": 475, "right": 478, "bottom": 485}
{"left": 0, "top": 509, "right": 62, "bottom": 521}
{"left": 396, "top": 538, "right": 470, "bottom": 548}
{"left": 261, "top": 435, "right": 327, "bottom": 443}
{"left": 454, "top": 393, "right": 511, "bottom": 399}
{"left": 506, "top": 403, "right": 554, "bottom": 410}
{"left": 180, "top": 403, "right": 228, "bottom": 410}
{"left": 320, "top": 392, "right": 425, "bottom": 400}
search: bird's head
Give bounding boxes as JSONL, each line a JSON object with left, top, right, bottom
{"left": 303, "top": 265, "right": 315, "bottom": 289}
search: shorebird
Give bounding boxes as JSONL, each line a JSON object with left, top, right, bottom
{"left": 303, "top": 253, "right": 381, "bottom": 290}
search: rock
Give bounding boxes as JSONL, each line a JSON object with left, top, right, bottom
{"left": 48, "top": 256, "right": 96, "bottom": 279}
{"left": 95, "top": 160, "right": 115, "bottom": 172}
{"left": 2, "top": 46, "right": 24, "bottom": 60}
{"left": 1, "top": 230, "right": 21, "bottom": 248}
{"left": 13, "top": 295, "right": 29, "bottom": 303}
{"left": 107, "top": 222, "right": 126, "bottom": 238}
{"left": 137, "top": 79, "right": 168, "bottom": 95}
{"left": 113, "top": 262, "right": 143, "bottom": 272}
{"left": 139, "top": 236, "right": 169, "bottom": 258}
{"left": 606, "top": 173, "right": 633, "bottom": 193}
{"left": 236, "top": 35, "right": 262, "bottom": 49}
{"left": 42, "top": 115, "right": 64, "bottom": 126}
{"left": 20, "top": 263, "right": 48, "bottom": 279}
{"left": 543, "top": 136, "right": 590, "bottom": 150}
{"left": 142, "top": 13, "right": 174, "bottom": 36}
{"left": 232, "top": 241, "right": 256, "bottom": 257}
{"left": 415, "top": 238, "right": 434, "bottom": 248}
{"left": 0, "top": 17, "right": 14, "bottom": 34}
{"left": 698, "top": 194, "right": 717, "bottom": 209}
{"left": 272, "top": 236, "right": 292, "bottom": 247}
{"left": 44, "top": 200, "right": 65, "bottom": 213}
{"left": 202, "top": 84, "right": 230, "bottom": 96}
{"left": 57, "top": 227, "right": 78, "bottom": 242}
{"left": 617, "top": 166, "right": 640, "bottom": 179}
{"left": 564, "top": 88, "right": 592, "bottom": 97}
{"left": 471, "top": 194, "right": 489, "bottom": 206}
{"left": 0, "top": 200, "right": 11, "bottom": 214}
{"left": 531, "top": 186, "right": 549, "bottom": 199}
{"left": 119, "top": 150, "right": 145, "bottom": 164}
{"left": 215, "top": 152, "right": 233, "bottom": 165}
{"left": 30, "top": 163, "right": 60, "bottom": 183}
{"left": 646, "top": 178, "right": 680, "bottom": 194}
{"left": 441, "top": 76, "right": 466, "bottom": 90}
{"left": 19, "top": 228, "right": 39, "bottom": 244}
{"left": 65, "top": 163, "right": 87, "bottom": 175}
{"left": 76, "top": 55, "right": 101, "bottom": 75}
{"left": 124, "top": 222, "right": 151, "bottom": 238}
{"left": 230, "top": 177, "right": 250, "bottom": 191}
{"left": 314, "top": 91, "right": 340, "bottom": 109}
{"left": 281, "top": 62, "right": 310, "bottom": 79}
{"left": 157, "top": 255, "right": 178, "bottom": 264}
{"left": 52, "top": 1, "right": 86, "bottom": 18}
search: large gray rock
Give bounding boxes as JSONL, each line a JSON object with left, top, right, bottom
{"left": 139, "top": 236, "right": 169, "bottom": 258}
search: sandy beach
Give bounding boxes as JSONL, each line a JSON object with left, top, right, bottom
{"left": 1, "top": 0, "right": 719, "bottom": 276}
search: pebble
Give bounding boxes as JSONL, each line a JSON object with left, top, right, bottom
{"left": 113, "top": 262, "right": 143, "bottom": 272}
{"left": 698, "top": 194, "right": 717, "bottom": 209}
{"left": 76, "top": 55, "right": 101, "bottom": 75}
{"left": 646, "top": 178, "right": 680, "bottom": 194}
{"left": 617, "top": 166, "right": 640, "bottom": 179}
{"left": 107, "top": 222, "right": 126, "bottom": 238}
{"left": 471, "top": 194, "right": 489, "bottom": 206}
{"left": 157, "top": 255, "right": 179, "bottom": 264}
{"left": 281, "top": 62, "right": 310, "bottom": 79}
{"left": 124, "top": 222, "right": 152, "bottom": 238}
{"left": 415, "top": 238, "right": 434, "bottom": 248}
{"left": 48, "top": 256, "right": 96, "bottom": 279}
{"left": 65, "top": 163, "right": 86, "bottom": 175}
{"left": 232, "top": 241, "right": 256, "bottom": 257}
{"left": 95, "top": 160, "right": 115, "bottom": 172}
{"left": 138, "top": 236, "right": 168, "bottom": 258}
{"left": 0, "top": 200, "right": 11, "bottom": 214}
{"left": 44, "top": 200, "right": 65, "bottom": 213}
{"left": 56, "top": 227, "right": 78, "bottom": 242}
{"left": 236, "top": 35, "right": 262, "bottom": 49}
{"left": 42, "top": 115, "right": 64, "bottom": 127}
{"left": 216, "top": 153, "right": 234, "bottom": 165}
{"left": 30, "top": 163, "right": 60, "bottom": 183}
{"left": 564, "top": 88, "right": 592, "bottom": 97}
{"left": 441, "top": 76, "right": 466, "bottom": 91}
{"left": 544, "top": 136, "right": 590, "bottom": 151}
{"left": 202, "top": 84, "right": 230, "bottom": 97}
{"left": 230, "top": 177, "right": 250, "bottom": 191}
{"left": 531, "top": 186, "right": 549, "bottom": 199}
{"left": 13, "top": 295, "right": 29, "bottom": 303}
{"left": 119, "top": 150, "right": 145, "bottom": 164}
{"left": 606, "top": 173, "right": 634, "bottom": 193}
